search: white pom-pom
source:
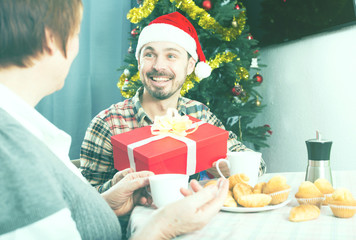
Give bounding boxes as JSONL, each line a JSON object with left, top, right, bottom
{"left": 194, "top": 62, "right": 212, "bottom": 80}
{"left": 124, "top": 69, "right": 130, "bottom": 77}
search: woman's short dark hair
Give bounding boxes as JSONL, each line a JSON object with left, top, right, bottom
{"left": 0, "top": 0, "right": 82, "bottom": 68}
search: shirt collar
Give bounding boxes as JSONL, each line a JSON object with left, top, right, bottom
{"left": 132, "top": 87, "right": 189, "bottom": 124}
{"left": 132, "top": 87, "right": 152, "bottom": 125}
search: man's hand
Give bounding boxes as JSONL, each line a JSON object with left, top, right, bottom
{"left": 102, "top": 170, "right": 154, "bottom": 216}
{"left": 132, "top": 178, "right": 229, "bottom": 240}
{"left": 111, "top": 168, "right": 134, "bottom": 186}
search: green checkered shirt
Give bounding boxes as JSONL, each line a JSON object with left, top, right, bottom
{"left": 80, "top": 88, "right": 266, "bottom": 192}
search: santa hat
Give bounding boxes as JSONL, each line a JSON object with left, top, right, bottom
{"left": 135, "top": 12, "right": 212, "bottom": 80}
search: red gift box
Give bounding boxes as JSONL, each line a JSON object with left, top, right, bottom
{"left": 111, "top": 116, "right": 228, "bottom": 175}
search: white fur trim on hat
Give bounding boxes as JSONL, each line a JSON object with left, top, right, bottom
{"left": 195, "top": 61, "right": 212, "bottom": 80}
{"left": 135, "top": 23, "right": 198, "bottom": 61}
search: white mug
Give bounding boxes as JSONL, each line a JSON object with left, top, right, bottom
{"left": 216, "top": 151, "right": 262, "bottom": 187}
{"left": 148, "top": 174, "right": 189, "bottom": 208}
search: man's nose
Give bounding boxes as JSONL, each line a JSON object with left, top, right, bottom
{"left": 153, "top": 56, "right": 167, "bottom": 71}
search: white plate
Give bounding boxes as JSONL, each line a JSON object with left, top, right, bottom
{"left": 221, "top": 197, "right": 292, "bottom": 213}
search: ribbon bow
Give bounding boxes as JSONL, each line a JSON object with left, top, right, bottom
{"left": 151, "top": 108, "right": 198, "bottom": 137}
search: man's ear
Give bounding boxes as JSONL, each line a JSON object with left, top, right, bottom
{"left": 43, "top": 28, "right": 57, "bottom": 55}
{"left": 187, "top": 57, "right": 196, "bottom": 75}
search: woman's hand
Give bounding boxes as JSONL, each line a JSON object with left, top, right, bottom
{"left": 132, "top": 178, "right": 229, "bottom": 240}
{"left": 102, "top": 170, "right": 154, "bottom": 216}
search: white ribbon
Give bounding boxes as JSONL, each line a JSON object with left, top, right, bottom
{"left": 127, "top": 133, "right": 197, "bottom": 175}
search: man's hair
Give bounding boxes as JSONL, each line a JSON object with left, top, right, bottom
{"left": 0, "top": 0, "right": 82, "bottom": 68}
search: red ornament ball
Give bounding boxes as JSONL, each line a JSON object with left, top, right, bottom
{"left": 253, "top": 73, "right": 263, "bottom": 83}
{"left": 202, "top": 0, "right": 212, "bottom": 11}
{"left": 235, "top": 4, "right": 240, "bottom": 10}
{"left": 232, "top": 84, "right": 242, "bottom": 96}
{"left": 247, "top": 34, "right": 253, "bottom": 40}
{"left": 131, "top": 28, "right": 139, "bottom": 37}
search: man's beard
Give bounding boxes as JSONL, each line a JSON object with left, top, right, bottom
{"left": 143, "top": 70, "right": 183, "bottom": 100}
{"left": 143, "top": 80, "right": 184, "bottom": 100}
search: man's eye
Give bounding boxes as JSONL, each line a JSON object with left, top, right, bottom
{"left": 144, "top": 53, "right": 153, "bottom": 57}
{"left": 168, "top": 54, "right": 176, "bottom": 59}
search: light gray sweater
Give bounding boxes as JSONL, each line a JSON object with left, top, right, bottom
{"left": 0, "top": 109, "right": 122, "bottom": 239}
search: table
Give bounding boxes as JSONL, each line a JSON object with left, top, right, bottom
{"left": 127, "top": 171, "right": 356, "bottom": 240}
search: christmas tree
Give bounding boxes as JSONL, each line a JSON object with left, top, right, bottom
{"left": 117, "top": 0, "right": 272, "bottom": 150}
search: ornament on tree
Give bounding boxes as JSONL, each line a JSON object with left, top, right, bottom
{"left": 253, "top": 73, "right": 263, "bottom": 83}
{"left": 235, "top": 3, "right": 240, "bottom": 10}
{"left": 202, "top": 0, "right": 212, "bottom": 11}
{"left": 137, "top": 0, "right": 142, "bottom": 5}
{"left": 247, "top": 34, "right": 253, "bottom": 40}
{"left": 128, "top": 42, "right": 134, "bottom": 54}
{"left": 250, "top": 58, "right": 258, "bottom": 68}
{"left": 131, "top": 27, "right": 139, "bottom": 37}
{"left": 264, "top": 124, "right": 273, "bottom": 135}
{"left": 255, "top": 96, "right": 261, "bottom": 106}
{"left": 232, "top": 18, "right": 238, "bottom": 28}
{"left": 232, "top": 84, "right": 242, "bottom": 96}
{"left": 122, "top": 69, "right": 131, "bottom": 91}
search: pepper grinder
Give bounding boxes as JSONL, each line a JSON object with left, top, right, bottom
{"left": 305, "top": 131, "right": 333, "bottom": 185}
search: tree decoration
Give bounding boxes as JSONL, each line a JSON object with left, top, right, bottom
{"left": 253, "top": 73, "right": 263, "bottom": 83}
{"left": 247, "top": 33, "right": 253, "bottom": 40}
{"left": 131, "top": 27, "right": 139, "bottom": 37}
{"left": 264, "top": 124, "right": 273, "bottom": 135}
{"left": 126, "top": 0, "right": 246, "bottom": 41}
{"left": 127, "top": 42, "right": 134, "bottom": 54}
{"left": 250, "top": 58, "right": 258, "bottom": 68}
{"left": 202, "top": 0, "right": 212, "bottom": 11}
{"left": 232, "top": 84, "right": 242, "bottom": 96}
{"left": 232, "top": 17, "right": 238, "bottom": 28}
{"left": 255, "top": 96, "right": 261, "bottom": 106}
{"left": 235, "top": 3, "right": 240, "bottom": 10}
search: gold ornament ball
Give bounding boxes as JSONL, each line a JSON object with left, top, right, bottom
{"left": 232, "top": 20, "right": 238, "bottom": 28}
{"left": 256, "top": 99, "right": 261, "bottom": 106}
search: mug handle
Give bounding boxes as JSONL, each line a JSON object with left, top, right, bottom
{"left": 216, "top": 158, "right": 230, "bottom": 179}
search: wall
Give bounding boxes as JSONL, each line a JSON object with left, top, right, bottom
{"left": 254, "top": 24, "right": 356, "bottom": 173}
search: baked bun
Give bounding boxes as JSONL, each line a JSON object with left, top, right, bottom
{"left": 237, "top": 194, "right": 272, "bottom": 208}
{"left": 289, "top": 205, "right": 320, "bottom": 222}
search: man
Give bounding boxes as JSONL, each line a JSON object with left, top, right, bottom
{"left": 0, "top": 1, "right": 228, "bottom": 239}
{"left": 80, "top": 12, "right": 266, "bottom": 193}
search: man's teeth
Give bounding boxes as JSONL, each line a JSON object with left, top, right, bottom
{"left": 152, "top": 77, "right": 170, "bottom": 81}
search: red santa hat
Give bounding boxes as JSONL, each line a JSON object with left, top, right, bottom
{"left": 135, "top": 12, "right": 212, "bottom": 80}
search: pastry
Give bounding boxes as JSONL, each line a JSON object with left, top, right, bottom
{"left": 232, "top": 182, "right": 253, "bottom": 202}
{"left": 237, "top": 194, "right": 272, "bottom": 208}
{"left": 263, "top": 175, "right": 291, "bottom": 205}
{"left": 289, "top": 205, "right": 320, "bottom": 222}
{"left": 228, "top": 173, "right": 250, "bottom": 190}
{"left": 224, "top": 190, "right": 238, "bottom": 207}
{"left": 329, "top": 188, "right": 356, "bottom": 218}
{"left": 204, "top": 180, "right": 217, "bottom": 188}
{"left": 295, "top": 181, "right": 324, "bottom": 208}
{"left": 314, "top": 178, "right": 334, "bottom": 205}
{"left": 253, "top": 182, "right": 266, "bottom": 194}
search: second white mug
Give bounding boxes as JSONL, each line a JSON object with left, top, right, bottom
{"left": 216, "top": 151, "right": 262, "bottom": 187}
{"left": 148, "top": 173, "right": 189, "bottom": 208}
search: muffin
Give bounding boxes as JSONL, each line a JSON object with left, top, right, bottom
{"left": 253, "top": 182, "right": 266, "bottom": 194}
{"left": 263, "top": 175, "right": 291, "bottom": 205}
{"left": 329, "top": 188, "right": 356, "bottom": 218}
{"left": 314, "top": 178, "right": 334, "bottom": 205}
{"left": 295, "top": 181, "right": 325, "bottom": 208}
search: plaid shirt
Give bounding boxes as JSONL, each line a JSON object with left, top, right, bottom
{"left": 80, "top": 88, "right": 266, "bottom": 192}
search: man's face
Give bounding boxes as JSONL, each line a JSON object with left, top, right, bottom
{"left": 138, "top": 41, "right": 196, "bottom": 100}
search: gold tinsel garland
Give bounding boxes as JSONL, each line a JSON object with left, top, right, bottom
{"left": 127, "top": 0, "right": 246, "bottom": 41}
{"left": 118, "top": 51, "right": 242, "bottom": 98}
